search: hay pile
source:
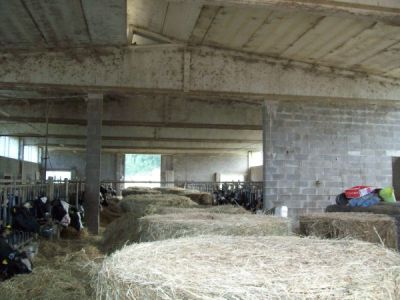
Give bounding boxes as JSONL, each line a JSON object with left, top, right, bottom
{"left": 122, "top": 187, "right": 161, "bottom": 197}
{"left": 97, "top": 235, "right": 400, "bottom": 299}
{"left": 0, "top": 236, "right": 103, "bottom": 300}
{"left": 300, "top": 213, "right": 399, "bottom": 249}
{"left": 60, "top": 227, "right": 90, "bottom": 240}
{"left": 138, "top": 212, "right": 291, "bottom": 242}
{"left": 145, "top": 204, "right": 249, "bottom": 216}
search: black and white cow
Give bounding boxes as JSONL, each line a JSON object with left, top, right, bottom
{"left": 51, "top": 199, "right": 84, "bottom": 232}
{"left": 11, "top": 206, "right": 40, "bottom": 234}
{"left": 51, "top": 199, "right": 71, "bottom": 227}
{"left": 0, "top": 238, "right": 32, "bottom": 280}
{"left": 69, "top": 206, "right": 84, "bottom": 232}
{"left": 33, "top": 196, "right": 52, "bottom": 223}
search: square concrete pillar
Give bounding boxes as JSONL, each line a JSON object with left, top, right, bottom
{"left": 262, "top": 100, "right": 277, "bottom": 211}
{"left": 85, "top": 93, "right": 103, "bottom": 234}
{"left": 115, "top": 153, "right": 125, "bottom": 196}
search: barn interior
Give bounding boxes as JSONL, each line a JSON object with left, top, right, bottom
{"left": 1, "top": 0, "right": 400, "bottom": 299}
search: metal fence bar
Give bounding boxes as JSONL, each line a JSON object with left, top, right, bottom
{"left": 0, "top": 182, "right": 48, "bottom": 249}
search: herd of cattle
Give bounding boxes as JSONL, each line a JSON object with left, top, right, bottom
{"left": 0, "top": 185, "right": 116, "bottom": 281}
{"left": 212, "top": 184, "right": 263, "bottom": 212}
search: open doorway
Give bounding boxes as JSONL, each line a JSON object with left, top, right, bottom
{"left": 124, "top": 154, "right": 161, "bottom": 188}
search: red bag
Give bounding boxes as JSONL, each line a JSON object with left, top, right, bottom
{"left": 345, "top": 186, "right": 374, "bottom": 199}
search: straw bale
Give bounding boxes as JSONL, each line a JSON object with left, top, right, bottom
{"left": 97, "top": 235, "right": 400, "bottom": 300}
{"left": 122, "top": 187, "right": 161, "bottom": 197}
{"left": 145, "top": 205, "right": 249, "bottom": 215}
{"left": 138, "top": 212, "right": 291, "bottom": 242}
{"left": 300, "top": 212, "right": 399, "bottom": 249}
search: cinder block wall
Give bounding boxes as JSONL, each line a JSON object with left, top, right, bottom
{"left": 264, "top": 100, "right": 398, "bottom": 216}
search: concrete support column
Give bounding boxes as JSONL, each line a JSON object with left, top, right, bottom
{"left": 115, "top": 153, "right": 124, "bottom": 196}
{"left": 161, "top": 155, "right": 174, "bottom": 187}
{"left": 85, "top": 93, "right": 103, "bottom": 234}
{"left": 262, "top": 100, "right": 277, "bottom": 211}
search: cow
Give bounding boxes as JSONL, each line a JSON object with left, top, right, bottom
{"left": 33, "top": 196, "right": 52, "bottom": 222}
{"left": 11, "top": 206, "right": 40, "bottom": 233}
{"left": 69, "top": 206, "right": 84, "bottom": 232}
{"left": 100, "top": 185, "right": 117, "bottom": 207}
{"left": 0, "top": 238, "right": 32, "bottom": 281}
{"left": 51, "top": 199, "right": 71, "bottom": 227}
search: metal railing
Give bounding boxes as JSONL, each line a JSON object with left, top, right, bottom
{"left": 0, "top": 182, "right": 47, "bottom": 249}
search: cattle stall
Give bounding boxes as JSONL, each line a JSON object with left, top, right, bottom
{"left": 0, "top": 181, "right": 47, "bottom": 249}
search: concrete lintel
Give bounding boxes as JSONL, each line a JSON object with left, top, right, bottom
{"left": 47, "top": 144, "right": 254, "bottom": 154}
{"left": 0, "top": 117, "right": 262, "bottom": 130}
{"left": 0, "top": 45, "right": 400, "bottom": 102}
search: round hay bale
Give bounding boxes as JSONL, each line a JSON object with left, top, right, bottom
{"left": 120, "top": 194, "right": 197, "bottom": 215}
{"left": 100, "top": 199, "right": 124, "bottom": 226}
{"left": 97, "top": 235, "right": 400, "bottom": 299}
{"left": 153, "top": 188, "right": 213, "bottom": 205}
{"left": 184, "top": 192, "right": 213, "bottom": 205}
{"left": 122, "top": 187, "right": 161, "bottom": 197}
{"left": 145, "top": 204, "right": 249, "bottom": 216}
{"left": 100, "top": 208, "right": 123, "bottom": 226}
{"left": 102, "top": 212, "right": 140, "bottom": 254}
{"left": 103, "top": 195, "right": 197, "bottom": 253}
{"left": 138, "top": 212, "right": 291, "bottom": 242}
{"left": 153, "top": 187, "right": 188, "bottom": 195}
{"left": 300, "top": 212, "right": 399, "bottom": 249}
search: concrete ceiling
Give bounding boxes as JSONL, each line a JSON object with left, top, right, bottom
{"left": 128, "top": 0, "right": 400, "bottom": 79}
{"left": 1, "top": 0, "right": 400, "bottom": 154}
{"left": 0, "top": 0, "right": 126, "bottom": 49}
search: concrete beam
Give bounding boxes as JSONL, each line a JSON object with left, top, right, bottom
{"left": 0, "top": 122, "right": 262, "bottom": 142}
{"left": 0, "top": 96, "right": 262, "bottom": 130}
{"left": 0, "top": 116, "right": 262, "bottom": 130}
{"left": 171, "top": 0, "right": 400, "bottom": 25}
{"left": 26, "top": 137, "right": 260, "bottom": 152}
{"left": 0, "top": 45, "right": 399, "bottom": 101}
{"left": 1, "top": 133, "right": 261, "bottom": 145}
{"left": 46, "top": 144, "right": 254, "bottom": 154}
